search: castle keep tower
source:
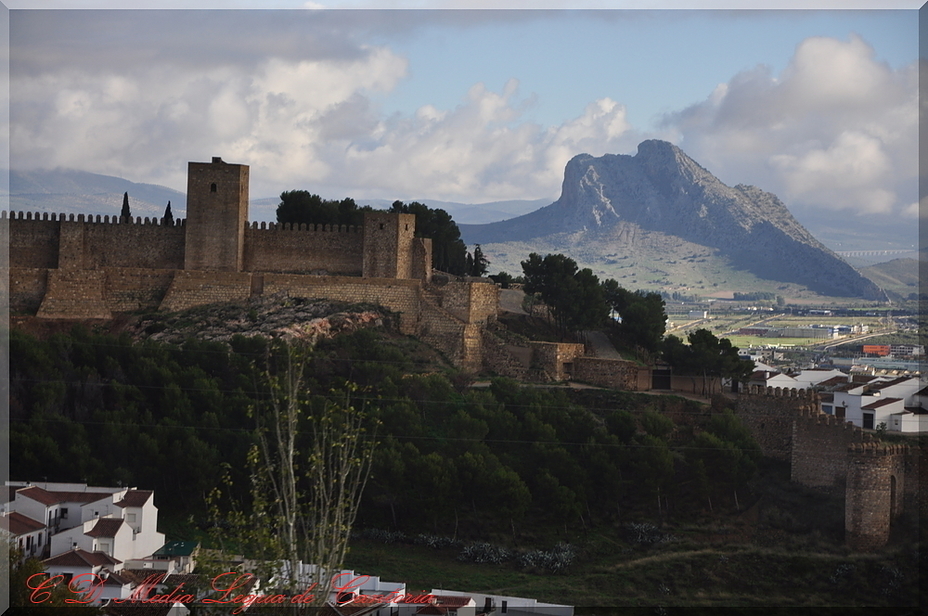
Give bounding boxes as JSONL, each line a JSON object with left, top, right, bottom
{"left": 362, "top": 211, "right": 416, "bottom": 279}
{"left": 184, "top": 157, "right": 249, "bottom": 271}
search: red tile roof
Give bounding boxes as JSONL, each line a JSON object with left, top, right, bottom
{"left": 816, "top": 376, "right": 848, "bottom": 389}
{"left": 433, "top": 596, "right": 473, "bottom": 608}
{"left": 103, "top": 570, "right": 132, "bottom": 586}
{"left": 1, "top": 511, "right": 46, "bottom": 535}
{"left": 86, "top": 517, "right": 124, "bottom": 537}
{"left": 43, "top": 548, "right": 121, "bottom": 568}
{"left": 19, "top": 486, "right": 115, "bottom": 507}
{"left": 868, "top": 377, "right": 914, "bottom": 391}
{"left": 861, "top": 397, "right": 903, "bottom": 411}
{"left": 115, "top": 490, "right": 153, "bottom": 508}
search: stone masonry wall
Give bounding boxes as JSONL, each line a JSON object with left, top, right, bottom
{"left": 417, "top": 296, "right": 469, "bottom": 367}
{"left": 573, "top": 357, "right": 643, "bottom": 390}
{"left": 37, "top": 270, "right": 111, "bottom": 319}
{"left": 82, "top": 219, "right": 186, "bottom": 270}
{"left": 530, "top": 342, "right": 585, "bottom": 382}
{"left": 104, "top": 268, "right": 177, "bottom": 313}
{"left": 160, "top": 271, "right": 254, "bottom": 312}
{"left": 736, "top": 388, "right": 819, "bottom": 461}
{"left": 8, "top": 213, "right": 60, "bottom": 268}
{"left": 845, "top": 443, "right": 907, "bottom": 551}
{"left": 479, "top": 330, "right": 530, "bottom": 380}
{"left": 244, "top": 224, "right": 364, "bottom": 275}
{"left": 467, "top": 281, "right": 500, "bottom": 324}
{"left": 7, "top": 213, "right": 186, "bottom": 271}
{"left": 263, "top": 274, "right": 422, "bottom": 335}
{"left": 10, "top": 268, "right": 49, "bottom": 314}
{"left": 791, "top": 407, "right": 875, "bottom": 491}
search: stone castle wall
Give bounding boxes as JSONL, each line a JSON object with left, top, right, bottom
{"left": 736, "top": 386, "right": 818, "bottom": 461}
{"left": 243, "top": 223, "right": 364, "bottom": 275}
{"left": 790, "top": 407, "right": 874, "bottom": 491}
{"left": 8, "top": 213, "right": 186, "bottom": 271}
{"left": 573, "top": 357, "right": 645, "bottom": 391}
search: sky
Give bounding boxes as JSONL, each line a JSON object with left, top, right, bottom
{"left": 3, "top": 1, "right": 921, "bottom": 241}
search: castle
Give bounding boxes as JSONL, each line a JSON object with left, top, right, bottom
{"left": 6, "top": 157, "right": 500, "bottom": 370}
{"left": 5, "top": 158, "right": 924, "bottom": 551}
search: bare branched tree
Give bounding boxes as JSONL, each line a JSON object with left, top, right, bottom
{"left": 202, "top": 339, "right": 376, "bottom": 611}
{"left": 253, "top": 340, "right": 377, "bottom": 606}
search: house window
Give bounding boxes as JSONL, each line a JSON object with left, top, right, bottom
{"left": 61, "top": 507, "right": 68, "bottom": 519}
{"left": 822, "top": 405, "right": 833, "bottom": 415}
{"left": 210, "top": 183, "right": 217, "bottom": 193}
{"left": 863, "top": 412, "right": 874, "bottom": 430}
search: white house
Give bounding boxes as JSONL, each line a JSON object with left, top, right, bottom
{"left": 51, "top": 516, "right": 135, "bottom": 562}
{"left": 42, "top": 548, "right": 127, "bottom": 604}
{"left": 829, "top": 376, "right": 927, "bottom": 432}
{"left": 790, "top": 368, "right": 847, "bottom": 389}
{"left": 3, "top": 482, "right": 165, "bottom": 563}
{"left": 1, "top": 511, "right": 48, "bottom": 560}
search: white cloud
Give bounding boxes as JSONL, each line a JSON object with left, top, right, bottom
{"left": 320, "top": 82, "right": 636, "bottom": 201}
{"left": 659, "top": 34, "right": 917, "bottom": 219}
{"left": 10, "top": 42, "right": 411, "bottom": 194}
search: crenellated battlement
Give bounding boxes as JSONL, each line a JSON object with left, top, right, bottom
{"left": 848, "top": 441, "right": 908, "bottom": 456}
{"left": 3, "top": 210, "right": 185, "bottom": 226}
{"left": 247, "top": 220, "right": 361, "bottom": 233}
{"left": 742, "top": 384, "right": 815, "bottom": 399}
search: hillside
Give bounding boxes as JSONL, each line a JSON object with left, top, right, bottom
{"left": 859, "top": 258, "right": 923, "bottom": 300}
{"left": 460, "top": 141, "right": 886, "bottom": 302}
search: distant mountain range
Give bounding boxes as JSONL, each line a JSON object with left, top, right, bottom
{"left": 459, "top": 140, "right": 887, "bottom": 301}
{"left": 3, "top": 168, "right": 550, "bottom": 226}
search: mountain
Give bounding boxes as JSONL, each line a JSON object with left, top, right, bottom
{"left": 460, "top": 140, "right": 886, "bottom": 301}
{"left": 7, "top": 168, "right": 187, "bottom": 220}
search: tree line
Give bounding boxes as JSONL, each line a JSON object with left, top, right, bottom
{"left": 520, "top": 252, "right": 754, "bottom": 384}
{"left": 11, "top": 324, "right": 761, "bottom": 539}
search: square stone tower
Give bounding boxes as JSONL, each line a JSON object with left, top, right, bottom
{"left": 362, "top": 211, "right": 416, "bottom": 279}
{"left": 184, "top": 157, "right": 249, "bottom": 271}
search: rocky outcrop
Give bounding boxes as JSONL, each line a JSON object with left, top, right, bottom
{"left": 462, "top": 140, "right": 885, "bottom": 300}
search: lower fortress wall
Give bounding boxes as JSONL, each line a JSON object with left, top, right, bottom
{"left": 573, "top": 356, "right": 647, "bottom": 391}
{"left": 737, "top": 388, "right": 924, "bottom": 551}
{"left": 10, "top": 265, "right": 490, "bottom": 370}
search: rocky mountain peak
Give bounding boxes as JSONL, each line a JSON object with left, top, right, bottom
{"left": 461, "top": 140, "right": 886, "bottom": 301}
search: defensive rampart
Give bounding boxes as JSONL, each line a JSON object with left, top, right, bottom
{"left": 737, "top": 385, "right": 923, "bottom": 551}
{"left": 243, "top": 223, "right": 364, "bottom": 275}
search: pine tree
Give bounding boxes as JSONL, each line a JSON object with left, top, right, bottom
{"left": 120, "top": 192, "right": 131, "bottom": 222}
{"left": 162, "top": 201, "right": 174, "bottom": 226}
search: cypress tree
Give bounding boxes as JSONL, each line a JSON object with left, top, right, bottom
{"left": 163, "top": 201, "right": 174, "bottom": 226}
{"left": 121, "top": 192, "right": 131, "bottom": 222}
